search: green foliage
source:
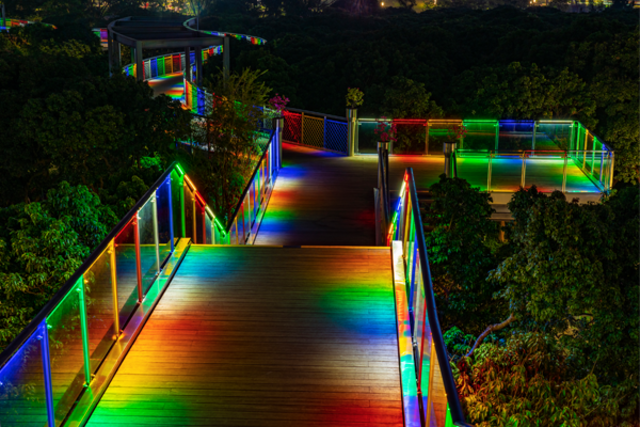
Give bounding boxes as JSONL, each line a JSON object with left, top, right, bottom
{"left": 0, "top": 27, "right": 190, "bottom": 210}
{"left": 422, "top": 175, "right": 507, "bottom": 333}
{"left": 212, "top": 8, "right": 637, "bottom": 182}
{"left": 0, "top": 182, "right": 117, "bottom": 348}
{"left": 488, "top": 186, "right": 639, "bottom": 409}
{"left": 346, "top": 87, "right": 364, "bottom": 109}
{"left": 381, "top": 76, "right": 443, "bottom": 119}
{"left": 180, "top": 68, "right": 272, "bottom": 225}
{"left": 455, "top": 332, "right": 638, "bottom": 427}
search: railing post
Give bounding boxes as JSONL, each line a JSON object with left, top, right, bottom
{"left": 487, "top": 152, "right": 493, "bottom": 192}
{"left": 78, "top": 279, "right": 92, "bottom": 386}
{"left": 39, "top": 322, "right": 56, "bottom": 427}
{"left": 609, "top": 152, "right": 615, "bottom": 191}
{"left": 583, "top": 129, "right": 588, "bottom": 169}
{"left": 151, "top": 196, "right": 160, "bottom": 273}
{"left": 276, "top": 117, "right": 284, "bottom": 170}
{"left": 495, "top": 121, "right": 500, "bottom": 151}
{"left": 300, "top": 111, "right": 305, "bottom": 146}
{"left": 346, "top": 108, "right": 357, "bottom": 156}
{"left": 562, "top": 152, "right": 568, "bottom": 193}
{"left": 133, "top": 215, "right": 143, "bottom": 302}
{"left": 425, "top": 120, "right": 430, "bottom": 155}
{"left": 443, "top": 141, "right": 457, "bottom": 178}
{"left": 108, "top": 242, "right": 120, "bottom": 336}
{"left": 323, "top": 116, "right": 327, "bottom": 150}
{"left": 520, "top": 152, "right": 526, "bottom": 188}
{"left": 532, "top": 121, "right": 537, "bottom": 150}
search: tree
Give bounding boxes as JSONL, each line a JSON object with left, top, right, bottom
{"left": 0, "top": 183, "right": 118, "bottom": 349}
{"left": 422, "top": 175, "right": 508, "bottom": 334}
{"left": 489, "top": 186, "right": 639, "bottom": 396}
{"left": 454, "top": 331, "right": 637, "bottom": 427}
{"left": 179, "top": 68, "right": 272, "bottom": 225}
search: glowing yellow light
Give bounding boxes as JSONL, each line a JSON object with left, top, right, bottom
{"left": 184, "top": 175, "right": 196, "bottom": 191}
{"left": 381, "top": 1, "right": 384, "bottom": 5}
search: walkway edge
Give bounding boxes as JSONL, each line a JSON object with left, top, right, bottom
{"left": 391, "top": 241, "right": 422, "bottom": 427}
{"left": 66, "top": 238, "right": 192, "bottom": 427}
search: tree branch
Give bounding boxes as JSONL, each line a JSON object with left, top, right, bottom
{"left": 465, "top": 313, "right": 516, "bottom": 358}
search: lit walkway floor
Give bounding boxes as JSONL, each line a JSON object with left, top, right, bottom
{"left": 147, "top": 73, "right": 184, "bottom": 100}
{"left": 255, "top": 144, "right": 444, "bottom": 246}
{"left": 87, "top": 246, "right": 402, "bottom": 427}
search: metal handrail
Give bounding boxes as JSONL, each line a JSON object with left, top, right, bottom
{"left": 223, "top": 127, "right": 276, "bottom": 233}
{"left": 0, "top": 161, "right": 179, "bottom": 369}
{"left": 286, "top": 107, "right": 347, "bottom": 122}
{"left": 406, "top": 167, "right": 468, "bottom": 425}
{"left": 389, "top": 168, "right": 472, "bottom": 426}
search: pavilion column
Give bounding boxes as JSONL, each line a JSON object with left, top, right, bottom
{"left": 223, "top": 36, "right": 230, "bottom": 83}
{"left": 195, "top": 47, "right": 203, "bottom": 85}
{"left": 184, "top": 46, "right": 192, "bottom": 82}
{"left": 135, "top": 41, "right": 143, "bottom": 81}
{"left": 107, "top": 30, "right": 113, "bottom": 76}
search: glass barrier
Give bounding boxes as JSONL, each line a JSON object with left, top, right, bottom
{"left": 388, "top": 168, "right": 471, "bottom": 427}
{"left": 137, "top": 198, "right": 160, "bottom": 296}
{"left": 156, "top": 177, "right": 174, "bottom": 264}
{"left": 0, "top": 328, "right": 49, "bottom": 427}
{"left": 463, "top": 120, "right": 498, "bottom": 151}
{"left": 46, "top": 279, "right": 87, "bottom": 426}
{"left": 114, "top": 218, "right": 139, "bottom": 326}
{"left": 84, "top": 247, "right": 118, "bottom": 373}
{"left": 0, "top": 128, "right": 279, "bottom": 427}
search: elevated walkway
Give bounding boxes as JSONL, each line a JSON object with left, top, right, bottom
{"left": 86, "top": 246, "right": 402, "bottom": 427}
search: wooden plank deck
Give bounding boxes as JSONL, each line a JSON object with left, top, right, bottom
{"left": 256, "top": 143, "right": 601, "bottom": 245}
{"left": 87, "top": 246, "right": 403, "bottom": 427}
{"left": 254, "top": 143, "right": 444, "bottom": 246}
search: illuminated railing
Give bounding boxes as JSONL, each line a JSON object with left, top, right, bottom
{"left": 0, "top": 17, "right": 56, "bottom": 30}
{"left": 0, "top": 126, "right": 280, "bottom": 426}
{"left": 121, "top": 47, "right": 221, "bottom": 82}
{"left": 388, "top": 168, "right": 472, "bottom": 427}
{"left": 355, "top": 118, "right": 611, "bottom": 155}
{"left": 282, "top": 108, "right": 349, "bottom": 155}
{"left": 454, "top": 148, "right": 613, "bottom": 193}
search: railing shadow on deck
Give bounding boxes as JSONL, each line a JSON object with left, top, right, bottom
{"left": 0, "top": 127, "right": 281, "bottom": 427}
{"left": 387, "top": 167, "right": 473, "bottom": 427}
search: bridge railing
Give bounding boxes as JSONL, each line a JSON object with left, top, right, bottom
{"left": 388, "top": 168, "right": 472, "bottom": 427}
{"left": 282, "top": 108, "right": 349, "bottom": 155}
{"left": 454, "top": 148, "right": 614, "bottom": 193}
{"left": 1, "top": 17, "right": 56, "bottom": 30}
{"left": 355, "top": 118, "right": 611, "bottom": 156}
{"left": 0, "top": 126, "right": 280, "bottom": 426}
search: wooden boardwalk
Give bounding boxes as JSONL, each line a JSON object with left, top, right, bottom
{"left": 254, "top": 143, "right": 444, "bottom": 246}
{"left": 87, "top": 246, "right": 403, "bottom": 427}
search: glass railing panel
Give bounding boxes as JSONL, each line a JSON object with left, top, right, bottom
{"left": 356, "top": 120, "right": 378, "bottom": 154}
{"left": 195, "top": 199, "right": 205, "bottom": 244}
{"left": 137, "top": 198, "right": 159, "bottom": 296}
{"left": 84, "top": 247, "right": 117, "bottom": 374}
{"left": 394, "top": 121, "right": 427, "bottom": 154}
{"left": 114, "top": 218, "right": 139, "bottom": 326}
{"left": 427, "top": 355, "right": 450, "bottom": 427}
{"left": 170, "top": 170, "right": 184, "bottom": 238}
{"left": 498, "top": 120, "right": 534, "bottom": 150}
{"left": 0, "top": 327, "right": 49, "bottom": 427}
{"left": 536, "top": 122, "right": 571, "bottom": 150}
{"left": 205, "top": 212, "right": 213, "bottom": 244}
{"left": 46, "top": 280, "right": 87, "bottom": 426}
{"left": 427, "top": 128, "right": 447, "bottom": 156}
{"left": 456, "top": 153, "right": 489, "bottom": 191}
{"left": 488, "top": 155, "right": 522, "bottom": 192}
{"left": 184, "top": 182, "right": 196, "bottom": 243}
{"left": 156, "top": 177, "right": 174, "bottom": 263}
{"left": 462, "top": 121, "right": 497, "bottom": 151}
